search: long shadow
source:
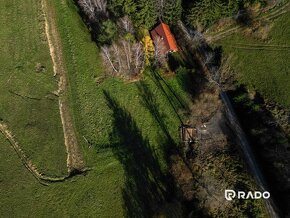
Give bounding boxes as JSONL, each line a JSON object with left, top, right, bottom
{"left": 103, "top": 90, "right": 172, "bottom": 217}
{"left": 135, "top": 83, "right": 205, "bottom": 216}
{"left": 154, "top": 70, "right": 189, "bottom": 112}
{"left": 173, "top": 23, "right": 282, "bottom": 215}
{"left": 147, "top": 69, "right": 190, "bottom": 124}
{"left": 136, "top": 81, "right": 175, "bottom": 144}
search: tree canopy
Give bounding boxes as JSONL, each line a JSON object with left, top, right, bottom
{"left": 133, "top": 0, "right": 158, "bottom": 29}
{"left": 186, "top": 0, "right": 240, "bottom": 27}
{"left": 162, "top": 0, "right": 182, "bottom": 25}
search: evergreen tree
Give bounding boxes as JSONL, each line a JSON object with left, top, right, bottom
{"left": 133, "top": 0, "right": 158, "bottom": 29}
{"left": 162, "top": 0, "right": 182, "bottom": 25}
{"left": 123, "top": 0, "right": 136, "bottom": 15}
{"left": 186, "top": 0, "right": 240, "bottom": 28}
{"left": 226, "top": 0, "right": 240, "bottom": 16}
{"left": 97, "top": 20, "right": 118, "bottom": 45}
{"left": 108, "top": 0, "right": 136, "bottom": 17}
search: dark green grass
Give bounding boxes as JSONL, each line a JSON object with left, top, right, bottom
{"left": 0, "top": 0, "right": 67, "bottom": 175}
{"left": 215, "top": 12, "right": 290, "bottom": 108}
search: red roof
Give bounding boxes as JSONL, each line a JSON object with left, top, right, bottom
{"left": 150, "top": 22, "right": 178, "bottom": 53}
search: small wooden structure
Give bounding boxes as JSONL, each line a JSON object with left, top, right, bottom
{"left": 150, "top": 22, "right": 178, "bottom": 54}
{"left": 179, "top": 125, "right": 196, "bottom": 145}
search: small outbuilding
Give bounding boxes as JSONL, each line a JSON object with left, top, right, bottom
{"left": 150, "top": 22, "right": 178, "bottom": 54}
{"left": 179, "top": 125, "right": 196, "bottom": 145}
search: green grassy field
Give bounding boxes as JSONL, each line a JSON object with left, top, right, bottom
{"left": 0, "top": 133, "right": 125, "bottom": 217}
{"left": 215, "top": 12, "right": 290, "bottom": 108}
{"left": 0, "top": 0, "right": 191, "bottom": 217}
{"left": 0, "top": 0, "right": 67, "bottom": 175}
{"left": 50, "top": 0, "right": 190, "bottom": 215}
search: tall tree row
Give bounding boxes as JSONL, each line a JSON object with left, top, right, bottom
{"left": 108, "top": 0, "right": 182, "bottom": 28}
{"left": 78, "top": 0, "right": 185, "bottom": 34}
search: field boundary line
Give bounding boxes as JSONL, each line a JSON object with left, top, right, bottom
{"left": 221, "top": 42, "right": 290, "bottom": 51}
{"left": 222, "top": 43, "right": 290, "bottom": 48}
{"left": 0, "top": 122, "right": 68, "bottom": 184}
{"left": 41, "top": 0, "right": 85, "bottom": 173}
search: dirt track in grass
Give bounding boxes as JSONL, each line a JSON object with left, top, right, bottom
{"left": 41, "top": 0, "right": 84, "bottom": 173}
{"left": 0, "top": 0, "right": 85, "bottom": 182}
{"left": 0, "top": 122, "right": 68, "bottom": 183}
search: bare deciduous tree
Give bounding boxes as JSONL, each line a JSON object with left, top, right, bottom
{"left": 153, "top": 36, "right": 168, "bottom": 66}
{"left": 118, "top": 16, "right": 134, "bottom": 34}
{"left": 216, "top": 54, "right": 236, "bottom": 90}
{"left": 192, "top": 30, "right": 204, "bottom": 44}
{"left": 101, "top": 40, "right": 145, "bottom": 78}
{"left": 94, "top": 0, "right": 107, "bottom": 13}
{"left": 78, "top": 0, "right": 108, "bottom": 21}
{"left": 112, "top": 43, "right": 122, "bottom": 72}
{"left": 78, "top": 0, "right": 96, "bottom": 21}
{"left": 203, "top": 51, "right": 214, "bottom": 67}
{"left": 132, "top": 42, "right": 145, "bottom": 73}
{"left": 101, "top": 46, "right": 118, "bottom": 74}
{"left": 121, "top": 40, "right": 132, "bottom": 71}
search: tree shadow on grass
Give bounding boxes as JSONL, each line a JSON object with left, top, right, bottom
{"left": 103, "top": 90, "right": 172, "bottom": 217}
{"left": 147, "top": 69, "right": 191, "bottom": 124}
{"left": 136, "top": 81, "right": 175, "bottom": 145}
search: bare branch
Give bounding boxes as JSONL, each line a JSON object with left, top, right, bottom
{"left": 101, "top": 40, "right": 145, "bottom": 78}
{"left": 153, "top": 36, "right": 167, "bottom": 66}
{"left": 132, "top": 42, "right": 145, "bottom": 71}
{"left": 78, "top": 0, "right": 96, "bottom": 21}
{"left": 112, "top": 43, "right": 122, "bottom": 73}
{"left": 118, "top": 16, "right": 134, "bottom": 34}
{"left": 78, "top": 0, "right": 108, "bottom": 21}
{"left": 101, "top": 46, "right": 118, "bottom": 74}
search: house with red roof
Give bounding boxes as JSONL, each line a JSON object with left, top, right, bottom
{"left": 150, "top": 22, "right": 178, "bottom": 54}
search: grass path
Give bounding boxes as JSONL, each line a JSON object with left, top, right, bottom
{"left": 41, "top": 0, "right": 84, "bottom": 173}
